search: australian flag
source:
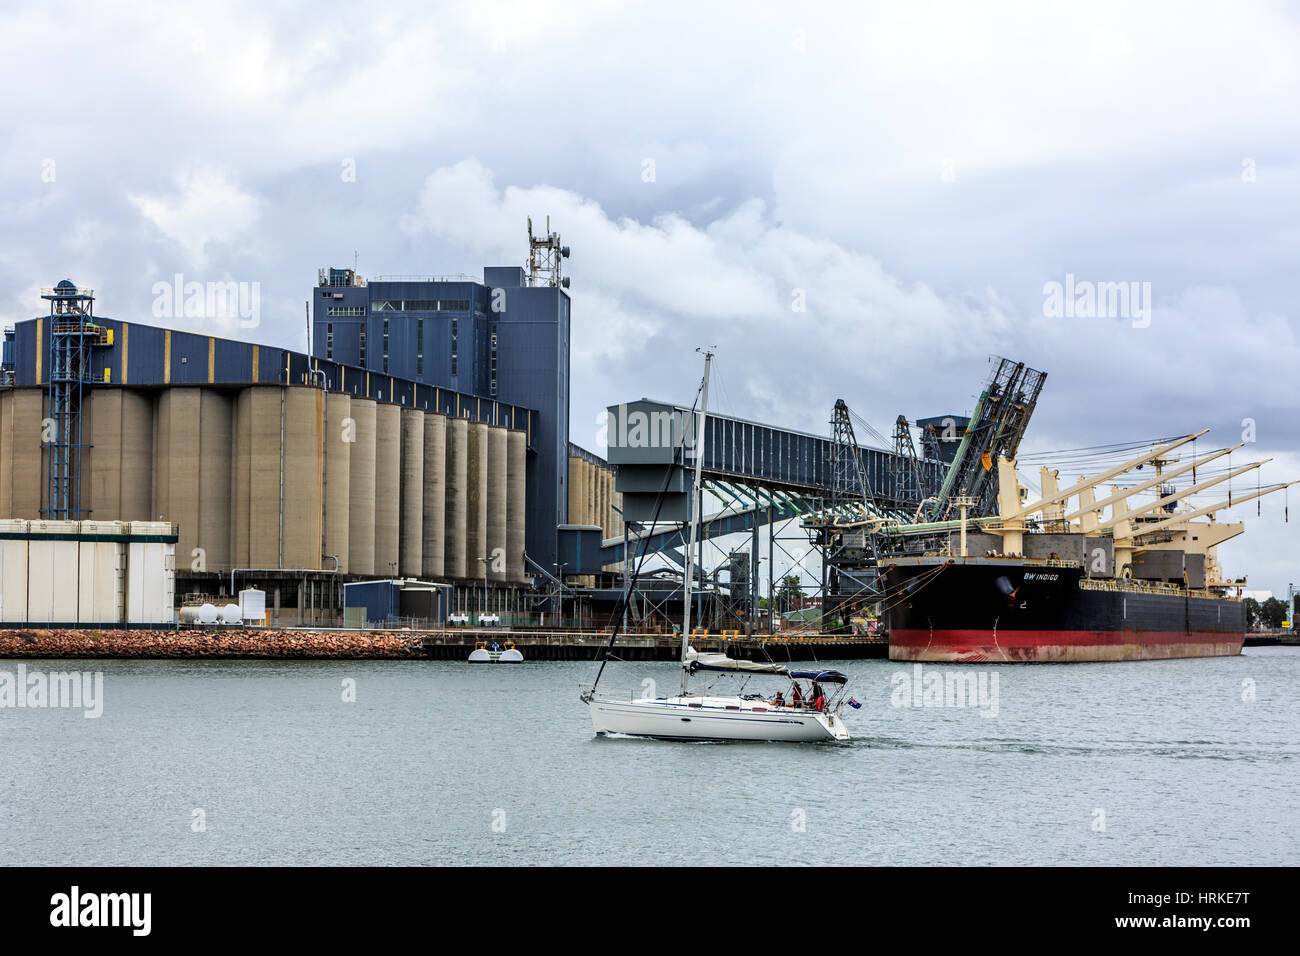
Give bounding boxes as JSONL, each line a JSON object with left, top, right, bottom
{"left": 847, "top": 698, "right": 862, "bottom": 709}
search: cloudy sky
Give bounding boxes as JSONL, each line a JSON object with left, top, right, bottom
{"left": 2, "top": 0, "right": 1297, "bottom": 594}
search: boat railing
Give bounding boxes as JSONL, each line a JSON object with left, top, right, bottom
{"left": 1077, "top": 578, "right": 1242, "bottom": 600}
{"left": 580, "top": 684, "right": 659, "bottom": 703}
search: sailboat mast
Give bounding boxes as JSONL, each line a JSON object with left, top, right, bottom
{"left": 680, "top": 350, "right": 713, "bottom": 695}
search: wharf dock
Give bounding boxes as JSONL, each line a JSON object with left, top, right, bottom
{"left": 1244, "top": 630, "right": 1300, "bottom": 647}
{"left": 419, "top": 629, "right": 888, "bottom": 661}
{"left": 0, "top": 627, "right": 885, "bottom": 661}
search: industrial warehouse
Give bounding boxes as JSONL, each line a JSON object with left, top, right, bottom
{"left": 0, "top": 225, "right": 626, "bottom": 630}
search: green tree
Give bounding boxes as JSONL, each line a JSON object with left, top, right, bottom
{"left": 1260, "top": 597, "right": 1287, "bottom": 629}
{"left": 1244, "top": 597, "right": 1260, "bottom": 628}
{"left": 775, "top": 575, "right": 805, "bottom": 613}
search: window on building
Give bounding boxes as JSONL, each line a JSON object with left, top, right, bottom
{"left": 326, "top": 306, "right": 366, "bottom": 316}
{"left": 370, "top": 299, "right": 469, "bottom": 312}
{"left": 382, "top": 318, "right": 389, "bottom": 373}
{"left": 359, "top": 326, "right": 367, "bottom": 365}
{"left": 450, "top": 316, "right": 458, "bottom": 376}
{"left": 417, "top": 318, "right": 424, "bottom": 378}
{"left": 326, "top": 323, "right": 334, "bottom": 360}
{"left": 489, "top": 330, "right": 498, "bottom": 397}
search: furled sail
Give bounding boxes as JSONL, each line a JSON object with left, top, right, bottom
{"left": 683, "top": 649, "right": 789, "bottom": 676}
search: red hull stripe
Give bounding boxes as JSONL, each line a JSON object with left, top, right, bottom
{"left": 891, "top": 628, "right": 1241, "bottom": 648}
{"left": 889, "top": 629, "right": 1243, "bottom": 662}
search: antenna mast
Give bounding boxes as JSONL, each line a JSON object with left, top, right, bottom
{"left": 526, "top": 216, "right": 571, "bottom": 289}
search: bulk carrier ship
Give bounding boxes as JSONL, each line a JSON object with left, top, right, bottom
{"left": 807, "top": 359, "right": 1292, "bottom": 663}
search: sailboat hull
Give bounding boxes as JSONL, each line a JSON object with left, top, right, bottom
{"left": 589, "top": 696, "right": 850, "bottom": 742}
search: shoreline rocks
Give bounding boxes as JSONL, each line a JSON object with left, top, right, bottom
{"left": 0, "top": 628, "right": 425, "bottom": 659}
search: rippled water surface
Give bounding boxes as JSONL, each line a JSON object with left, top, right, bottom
{"left": 2, "top": 649, "right": 1296, "bottom": 865}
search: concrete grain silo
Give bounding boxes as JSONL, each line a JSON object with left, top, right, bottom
{"left": 444, "top": 416, "right": 468, "bottom": 579}
{"left": 241, "top": 387, "right": 287, "bottom": 569}
{"left": 0, "top": 393, "right": 15, "bottom": 516}
{"left": 347, "top": 398, "right": 378, "bottom": 575}
{"left": 421, "top": 412, "right": 446, "bottom": 579}
{"left": 595, "top": 465, "right": 605, "bottom": 535}
{"left": 399, "top": 407, "right": 425, "bottom": 577}
{"left": 2, "top": 390, "right": 45, "bottom": 518}
{"left": 486, "top": 425, "right": 507, "bottom": 583}
{"left": 196, "top": 389, "right": 234, "bottom": 574}
{"left": 323, "top": 392, "right": 352, "bottom": 575}
{"left": 373, "top": 402, "right": 401, "bottom": 577}
{"left": 151, "top": 388, "right": 202, "bottom": 563}
{"left": 281, "top": 387, "right": 324, "bottom": 571}
{"left": 231, "top": 388, "right": 252, "bottom": 567}
{"left": 86, "top": 389, "right": 155, "bottom": 523}
{"left": 0, "top": 391, "right": 10, "bottom": 515}
{"left": 566, "top": 456, "right": 583, "bottom": 526}
{"left": 120, "top": 390, "right": 155, "bottom": 520}
{"left": 465, "top": 421, "right": 488, "bottom": 581}
{"left": 506, "top": 428, "right": 526, "bottom": 583}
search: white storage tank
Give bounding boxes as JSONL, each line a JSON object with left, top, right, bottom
{"left": 198, "top": 603, "right": 219, "bottom": 625}
{"left": 239, "top": 588, "right": 266, "bottom": 625}
{"left": 222, "top": 603, "right": 242, "bottom": 625}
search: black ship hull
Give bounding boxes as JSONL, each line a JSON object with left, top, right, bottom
{"left": 883, "top": 557, "right": 1245, "bottom": 663}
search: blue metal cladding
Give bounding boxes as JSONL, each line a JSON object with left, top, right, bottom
{"left": 4, "top": 316, "right": 536, "bottom": 436}
{"left": 343, "top": 580, "right": 399, "bottom": 624}
{"left": 319, "top": 279, "right": 491, "bottom": 395}
{"left": 558, "top": 525, "right": 604, "bottom": 574}
{"left": 619, "top": 404, "right": 943, "bottom": 507}
{"left": 491, "top": 285, "right": 570, "bottom": 572}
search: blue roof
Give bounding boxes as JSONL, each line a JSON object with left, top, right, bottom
{"left": 788, "top": 669, "right": 848, "bottom": 684}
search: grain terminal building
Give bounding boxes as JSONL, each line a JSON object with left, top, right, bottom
{"left": 0, "top": 270, "right": 621, "bottom": 626}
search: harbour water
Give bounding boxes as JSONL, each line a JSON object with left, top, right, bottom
{"left": 2, "top": 649, "right": 1296, "bottom": 866}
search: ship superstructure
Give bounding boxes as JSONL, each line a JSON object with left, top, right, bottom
{"left": 800, "top": 358, "right": 1292, "bottom": 662}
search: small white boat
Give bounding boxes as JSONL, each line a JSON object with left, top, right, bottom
{"left": 588, "top": 696, "right": 848, "bottom": 742}
{"left": 590, "top": 671, "right": 852, "bottom": 743}
{"left": 585, "top": 652, "right": 851, "bottom": 741}
{"left": 579, "top": 350, "right": 854, "bottom": 742}
{"left": 468, "top": 640, "right": 524, "bottom": 663}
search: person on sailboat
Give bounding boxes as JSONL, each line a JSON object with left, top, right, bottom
{"left": 773, "top": 690, "right": 786, "bottom": 708}
{"left": 790, "top": 683, "right": 804, "bottom": 708}
{"left": 810, "top": 681, "right": 827, "bottom": 712}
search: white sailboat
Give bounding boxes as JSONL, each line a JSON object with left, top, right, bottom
{"left": 581, "top": 351, "right": 853, "bottom": 742}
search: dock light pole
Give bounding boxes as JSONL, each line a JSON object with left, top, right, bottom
{"left": 553, "top": 562, "right": 568, "bottom": 627}
{"left": 478, "top": 556, "right": 490, "bottom": 620}
{"left": 613, "top": 504, "right": 637, "bottom": 633}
